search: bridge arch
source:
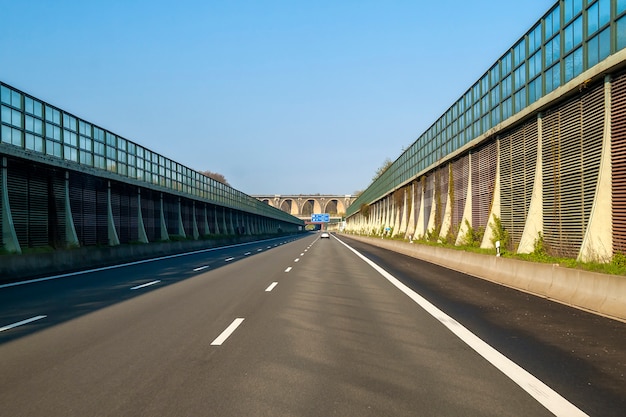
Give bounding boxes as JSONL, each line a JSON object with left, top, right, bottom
{"left": 254, "top": 195, "right": 354, "bottom": 219}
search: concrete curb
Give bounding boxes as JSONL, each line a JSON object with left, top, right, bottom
{"left": 342, "top": 234, "right": 626, "bottom": 323}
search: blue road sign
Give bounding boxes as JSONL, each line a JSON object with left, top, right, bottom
{"left": 311, "top": 213, "right": 330, "bottom": 222}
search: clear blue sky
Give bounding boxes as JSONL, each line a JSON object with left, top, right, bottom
{"left": 1, "top": 0, "right": 554, "bottom": 195}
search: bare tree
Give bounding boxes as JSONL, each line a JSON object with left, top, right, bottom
{"left": 200, "top": 170, "right": 230, "bottom": 186}
{"left": 372, "top": 158, "right": 393, "bottom": 181}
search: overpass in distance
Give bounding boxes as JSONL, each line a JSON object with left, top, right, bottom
{"left": 253, "top": 194, "right": 354, "bottom": 225}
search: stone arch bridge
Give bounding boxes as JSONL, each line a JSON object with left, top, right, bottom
{"left": 253, "top": 195, "right": 354, "bottom": 221}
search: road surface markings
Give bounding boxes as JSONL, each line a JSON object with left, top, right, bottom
{"left": 285, "top": 267, "right": 292, "bottom": 273}
{"left": 257, "top": 249, "right": 263, "bottom": 252}
{"left": 193, "top": 265, "right": 210, "bottom": 272}
{"left": 225, "top": 257, "right": 235, "bottom": 262}
{"left": 244, "top": 252, "right": 252, "bottom": 256}
{"left": 265, "top": 282, "right": 278, "bottom": 292}
{"left": 294, "top": 258, "right": 300, "bottom": 262}
{"left": 211, "top": 318, "right": 245, "bottom": 346}
{"left": 0, "top": 238, "right": 289, "bottom": 289}
{"left": 130, "top": 280, "right": 161, "bottom": 290}
{"left": 300, "top": 253, "right": 305, "bottom": 256}
{"left": 335, "top": 236, "right": 589, "bottom": 417}
{"left": 1, "top": 315, "right": 47, "bottom": 332}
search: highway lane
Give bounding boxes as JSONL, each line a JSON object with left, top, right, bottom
{"left": 0, "top": 235, "right": 303, "bottom": 344}
{"left": 0, "top": 233, "right": 622, "bottom": 416}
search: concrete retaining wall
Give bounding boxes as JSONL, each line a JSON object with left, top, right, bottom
{"left": 343, "top": 234, "right": 626, "bottom": 323}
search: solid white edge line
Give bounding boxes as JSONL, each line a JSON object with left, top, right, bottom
{"left": 285, "top": 267, "right": 292, "bottom": 273}
{"left": 0, "top": 236, "right": 297, "bottom": 290}
{"left": 130, "top": 280, "right": 161, "bottom": 290}
{"left": 334, "top": 236, "right": 589, "bottom": 417}
{"left": 265, "top": 282, "right": 278, "bottom": 292}
{"left": 211, "top": 318, "right": 245, "bottom": 346}
{"left": 0, "top": 315, "right": 47, "bottom": 332}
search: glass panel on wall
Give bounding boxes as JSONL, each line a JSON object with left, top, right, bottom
{"left": 1, "top": 106, "right": 23, "bottom": 128}
{"left": 491, "top": 106, "right": 500, "bottom": 126}
{"left": 545, "top": 63, "right": 561, "bottom": 94}
{"left": 545, "top": 6, "right": 561, "bottom": 39}
{"left": 25, "top": 116, "right": 43, "bottom": 135}
{"left": 513, "top": 40, "right": 526, "bottom": 67}
{"left": 545, "top": 35, "right": 561, "bottom": 67}
{"left": 564, "top": 47, "right": 583, "bottom": 82}
{"left": 618, "top": 16, "right": 626, "bottom": 51}
{"left": 528, "top": 75, "right": 542, "bottom": 104}
{"left": 587, "top": 28, "right": 611, "bottom": 68}
{"left": 502, "top": 75, "right": 512, "bottom": 98}
{"left": 24, "top": 97, "right": 43, "bottom": 117}
{"left": 514, "top": 63, "right": 526, "bottom": 89}
{"left": 490, "top": 86, "right": 500, "bottom": 106}
{"left": 514, "top": 87, "right": 527, "bottom": 114}
{"left": 528, "top": 24, "right": 542, "bottom": 54}
{"left": 502, "top": 52, "right": 512, "bottom": 75}
{"left": 502, "top": 97, "right": 512, "bottom": 120}
{"left": 528, "top": 50, "right": 542, "bottom": 80}
{"left": 587, "top": 0, "right": 610, "bottom": 37}
{"left": 0, "top": 86, "right": 22, "bottom": 109}
{"left": 563, "top": 0, "right": 583, "bottom": 24}
{"left": 63, "top": 113, "right": 77, "bottom": 131}
{"left": 2, "top": 125, "right": 22, "bottom": 147}
{"left": 490, "top": 63, "right": 500, "bottom": 85}
{"left": 45, "top": 106, "right": 61, "bottom": 125}
{"left": 25, "top": 133, "right": 44, "bottom": 152}
{"left": 564, "top": 16, "right": 583, "bottom": 53}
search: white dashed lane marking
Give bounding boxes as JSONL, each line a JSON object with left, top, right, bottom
{"left": 130, "top": 280, "right": 161, "bottom": 290}
{"left": 211, "top": 318, "right": 245, "bottom": 346}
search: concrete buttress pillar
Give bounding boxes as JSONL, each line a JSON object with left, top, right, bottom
{"left": 1, "top": 157, "right": 21, "bottom": 253}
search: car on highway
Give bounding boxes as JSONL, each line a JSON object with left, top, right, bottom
{"left": 320, "top": 232, "right": 330, "bottom": 239}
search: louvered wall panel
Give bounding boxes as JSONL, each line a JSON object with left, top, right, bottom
{"left": 435, "top": 166, "right": 449, "bottom": 232}
{"left": 196, "top": 203, "right": 206, "bottom": 235}
{"left": 181, "top": 200, "right": 192, "bottom": 237}
{"left": 128, "top": 188, "right": 138, "bottom": 242}
{"left": 71, "top": 174, "right": 94, "bottom": 246}
{"left": 542, "top": 84, "right": 604, "bottom": 257}
{"left": 164, "top": 197, "right": 179, "bottom": 236}
{"left": 423, "top": 174, "right": 434, "bottom": 232}
{"left": 49, "top": 171, "right": 66, "bottom": 248}
{"left": 411, "top": 180, "right": 421, "bottom": 234}
{"left": 111, "top": 183, "right": 137, "bottom": 244}
{"left": 0, "top": 158, "right": 3, "bottom": 244}
{"left": 612, "top": 73, "right": 626, "bottom": 254}
{"left": 7, "top": 160, "right": 30, "bottom": 248}
{"left": 96, "top": 181, "right": 108, "bottom": 246}
{"left": 451, "top": 156, "right": 469, "bottom": 240}
{"left": 499, "top": 118, "right": 537, "bottom": 250}
{"left": 141, "top": 189, "right": 159, "bottom": 242}
{"left": 111, "top": 187, "right": 122, "bottom": 242}
{"left": 471, "top": 141, "right": 497, "bottom": 231}
{"left": 27, "top": 167, "right": 49, "bottom": 248}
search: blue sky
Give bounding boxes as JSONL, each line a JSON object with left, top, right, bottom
{"left": 1, "top": 0, "right": 554, "bottom": 195}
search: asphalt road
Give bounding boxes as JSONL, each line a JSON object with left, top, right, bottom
{"left": 0, "top": 233, "right": 624, "bottom": 416}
